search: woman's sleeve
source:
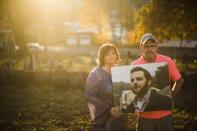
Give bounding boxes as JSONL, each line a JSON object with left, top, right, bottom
{"left": 85, "top": 72, "right": 111, "bottom": 117}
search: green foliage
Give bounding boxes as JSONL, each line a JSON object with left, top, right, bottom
{"left": 153, "top": 64, "right": 169, "bottom": 89}
{"left": 135, "top": 0, "right": 197, "bottom": 42}
{"left": 172, "top": 109, "right": 197, "bottom": 130}
{"left": 176, "top": 60, "right": 197, "bottom": 73}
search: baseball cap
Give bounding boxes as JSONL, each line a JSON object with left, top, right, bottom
{"left": 140, "top": 33, "right": 157, "bottom": 45}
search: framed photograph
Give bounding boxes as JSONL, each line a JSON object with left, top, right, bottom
{"left": 111, "top": 62, "right": 172, "bottom": 113}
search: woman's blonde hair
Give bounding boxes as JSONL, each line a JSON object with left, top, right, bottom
{"left": 97, "top": 43, "right": 120, "bottom": 67}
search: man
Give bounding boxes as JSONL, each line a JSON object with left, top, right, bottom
{"left": 131, "top": 33, "right": 183, "bottom": 131}
{"left": 127, "top": 66, "right": 172, "bottom": 113}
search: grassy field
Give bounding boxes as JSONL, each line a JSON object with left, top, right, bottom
{"left": 0, "top": 85, "right": 91, "bottom": 131}
{"left": 0, "top": 84, "right": 197, "bottom": 131}
{"left": 0, "top": 51, "right": 197, "bottom": 130}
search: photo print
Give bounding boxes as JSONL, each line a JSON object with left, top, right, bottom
{"left": 111, "top": 62, "right": 172, "bottom": 113}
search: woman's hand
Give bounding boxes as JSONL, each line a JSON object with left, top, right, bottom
{"left": 110, "top": 107, "right": 120, "bottom": 117}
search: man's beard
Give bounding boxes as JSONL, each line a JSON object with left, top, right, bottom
{"left": 132, "top": 82, "right": 149, "bottom": 98}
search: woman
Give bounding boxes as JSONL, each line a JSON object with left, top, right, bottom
{"left": 85, "top": 44, "right": 128, "bottom": 131}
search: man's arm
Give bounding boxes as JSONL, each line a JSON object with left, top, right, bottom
{"left": 171, "top": 77, "right": 183, "bottom": 97}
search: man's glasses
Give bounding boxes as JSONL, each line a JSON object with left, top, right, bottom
{"left": 142, "top": 44, "right": 157, "bottom": 49}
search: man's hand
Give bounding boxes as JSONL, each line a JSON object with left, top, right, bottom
{"left": 110, "top": 107, "right": 120, "bottom": 117}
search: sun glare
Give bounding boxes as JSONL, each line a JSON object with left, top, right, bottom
{"left": 11, "top": 0, "right": 79, "bottom": 23}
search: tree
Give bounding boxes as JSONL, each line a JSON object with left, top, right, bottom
{"left": 135, "top": 0, "right": 197, "bottom": 45}
{"left": 153, "top": 65, "right": 169, "bottom": 89}
{"left": 79, "top": 0, "right": 139, "bottom": 45}
{"left": 108, "top": 0, "right": 135, "bottom": 44}
{"left": 79, "top": 0, "right": 111, "bottom": 44}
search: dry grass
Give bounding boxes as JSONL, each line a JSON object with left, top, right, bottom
{"left": 0, "top": 85, "right": 196, "bottom": 131}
